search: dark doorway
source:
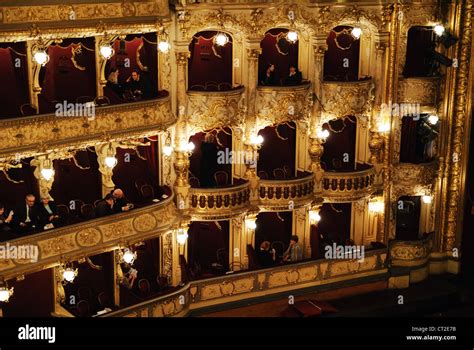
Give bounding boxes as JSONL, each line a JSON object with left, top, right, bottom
{"left": 395, "top": 196, "right": 421, "bottom": 240}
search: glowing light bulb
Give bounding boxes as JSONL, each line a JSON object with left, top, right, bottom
{"left": 177, "top": 229, "right": 188, "bottom": 245}
{"left": 40, "top": 167, "right": 55, "bottom": 181}
{"left": 62, "top": 268, "right": 77, "bottom": 283}
{"left": 122, "top": 249, "right": 137, "bottom": 265}
{"left": 434, "top": 24, "right": 445, "bottom": 37}
{"left": 286, "top": 31, "right": 298, "bottom": 43}
{"left": 351, "top": 27, "right": 362, "bottom": 39}
{"left": 100, "top": 44, "right": 114, "bottom": 59}
{"left": 245, "top": 218, "right": 257, "bottom": 230}
{"left": 33, "top": 50, "right": 49, "bottom": 66}
{"left": 214, "top": 33, "right": 229, "bottom": 46}
{"left": 104, "top": 156, "right": 117, "bottom": 168}
{"left": 163, "top": 145, "right": 173, "bottom": 156}
{"left": 428, "top": 114, "right": 439, "bottom": 125}
{"left": 0, "top": 287, "right": 13, "bottom": 302}
{"left": 158, "top": 41, "right": 170, "bottom": 53}
{"left": 422, "top": 195, "right": 432, "bottom": 204}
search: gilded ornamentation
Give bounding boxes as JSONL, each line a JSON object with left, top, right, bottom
{"left": 390, "top": 234, "right": 433, "bottom": 264}
{"left": 398, "top": 77, "right": 439, "bottom": 105}
{"left": 38, "top": 234, "right": 78, "bottom": 259}
{"left": 133, "top": 214, "right": 157, "bottom": 232}
{"left": 76, "top": 228, "right": 102, "bottom": 247}
{"left": 321, "top": 167, "right": 377, "bottom": 202}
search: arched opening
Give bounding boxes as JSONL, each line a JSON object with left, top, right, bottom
{"left": 258, "top": 28, "right": 300, "bottom": 86}
{"left": 403, "top": 26, "right": 436, "bottom": 77}
{"left": 38, "top": 37, "right": 97, "bottom": 114}
{"left": 0, "top": 42, "right": 29, "bottom": 119}
{"left": 188, "top": 31, "right": 233, "bottom": 91}
{"left": 400, "top": 114, "right": 438, "bottom": 164}
{"left": 188, "top": 128, "right": 234, "bottom": 188}
{"left": 257, "top": 122, "right": 297, "bottom": 179}
{"left": 104, "top": 33, "right": 160, "bottom": 104}
{"left": 314, "top": 203, "right": 352, "bottom": 257}
{"left": 321, "top": 116, "right": 358, "bottom": 171}
{"left": 324, "top": 26, "right": 360, "bottom": 82}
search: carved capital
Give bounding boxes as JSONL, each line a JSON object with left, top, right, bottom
{"left": 175, "top": 51, "right": 190, "bottom": 66}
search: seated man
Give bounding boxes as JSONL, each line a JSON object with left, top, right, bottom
{"left": 111, "top": 189, "right": 133, "bottom": 213}
{"left": 0, "top": 203, "right": 13, "bottom": 233}
{"left": 125, "top": 69, "right": 152, "bottom": 100}
{"left": 284, "top": 65, "right": 303, "bottom": 86}
{"left": 37, "top": 197, "right": 61, "bottom": 229}
{"left": 94, "top": 194, "right": 115, "bottom": 218}
{"left": 106, "top": 67, "right": 124, "bottom": 95}
{"left": 12, "top": 194, "right": 40, "bottom": 235}
{"left": 283, "top": 235, "right": 303, "bottom": 263}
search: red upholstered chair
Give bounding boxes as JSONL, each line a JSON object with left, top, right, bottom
{"left": 189, "top": 176, "right": 201, "bottom": 188}
{"left": 56, "top": 204, "right": 70, "bottom": 222}
{"left": 93, "top": 199, "right": 102, "bottom": 208}
{"left": 156, "top": 276, "right": 169, "bottom": 291}
{"left": 134, "top": 179, "right": 148, "bottom": 191}
{"left": 258, "top": 170, "right": 269, "bottom": 180}
{"left": 332, "top": 158, "right": 343, "bottom": 170}
{"left": 218, "top": 82, "right": 232, "bottom": 91}
{"left": 214, "top": 171, "right": 229, "bottom": 187}
{"left": 273, "top": 168, "right": 286, "bottom": 180}
{"left": 228, "top": 262, "right": 243, "bottom": 272}
{"left": 20, "top": 103, "right": 37, "bottom": 117}
{"left": 76, "top": 300, "right": 91, "bottom": 317}
{"left": 78, "top": 287, "right": 92, "bottom": 303}
{"left": 205, "top": 82, "right": 219, "bottom": 91}
{"left": 140, "top": 184, "right": 155, "bottom": 202}
{"left": 69, "top": 199, "right": 84, "bottom": 220}
{"left": 283, "top": 165, "right": 292, "bottom": 179}
{"left": 94, "top": 96, "right": 110, "bottom": 107}
{"left": 138, "top": 279, "right": 151, "bottom": 297}
{"left": 97, "top": 292, "right": 112, "bottom": 309}
{"left": 80, "top": 204, "right": 95, "bottom": 220}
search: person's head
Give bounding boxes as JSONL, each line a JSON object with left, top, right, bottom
{"left": 131, "top": 70, "right": 140, "bottom": 81}
{"left": 112, "top": 189, "right": 124, "bottom": 199}
{"left": 25, "top": 194, "right": 35, "bottom": 207}
{"left": 260, "top": 241, "right": 271, "bottom": 251}
{"left": 0, "top": 203, "right": 4, "bottom": 215}
{"left": 289, "top": 65, "right": 297, "bottom": 74}
{"left": 41, "top": 197, "right": 50, "bottom": 205}
{"left": 104, "top": 194, "right": 114, "bottom": 206}
{"left": 290, "top": 235, "right": 299, "bottom": 245}
{"left": 266, "top": 64, "right": 275, "bottom": 74}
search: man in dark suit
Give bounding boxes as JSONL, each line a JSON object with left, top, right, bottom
{"left": 37, "top": 197, "right": 62, "bottom": 228}
{"left": 284, "top": 65, "right": 303, "bottom": 85}
{"left": 111, "top": 189, "right": 133, "bottom": 213}
{"left": 12, "top": 194, "right": 40, "bottom": 235}
{"left": 95, "top": 194, "right": 115, "bottom": 218}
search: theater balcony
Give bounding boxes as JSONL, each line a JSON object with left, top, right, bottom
{"left": 320, "top": 78, "right": 374, "bottom": 120}
{"left": 186, "top": 86, "right": 245, "bottom": 131}
{"left": 0, "top": 195, "right": 178, "bottom": 281}
{"left": 392, "top": 161, "right": 438, "bottom": 190}
{"left": 256, "top": 81, "right": 312, "bottom": 123}
{"left": 321, "top": 165, "right": 377, "bottom": 202}
{"left": 398, "top": 77, "right": 440, "bottom": 107}
{"left": 0, "top": 95, "right": 175, "bottom": 159}
{"left": 259, "top": 172, "right": 315, "bottom": 211}
{"left": 189, "top": 181, "right": 251, "bottom": 221}
{"left": 389, "top": 233, "right": 434, "bottom": 286}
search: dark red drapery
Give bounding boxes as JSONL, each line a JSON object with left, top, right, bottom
{"left": 321, "top": 116, "right": 357, "bottom": 171}
{"left": 255, "top": 211, "right": 293, "bottom": 250}
{"left": 258, "top": 28, "right": 299, "bottom": 85}
{"left": 317, "top": 203, "right": 352, "bottom": 245}
{"left": 324, "top": 26, "right": 360, "bottom": 81}
{"left": 0, "top": 158, "right": 39, "bottom": 211}
{"left": 188, "top": 31, "right": 232, "bottom": 90}
{"left": 403, "top": 26, "right": 434, "bottom": 77}
{"left": 0, "top": 43, "right": 29, "bottom": 119}
{"left": 257, "top": 122, "right": 296, "bottom": 179}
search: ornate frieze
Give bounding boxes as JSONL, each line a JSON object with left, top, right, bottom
{"left": 398, "top": 77, "right": 439, "bottom": 106}
{"left": 389, "top": 233, "right": 433, "bottom": 267}
{"left": 0, "top": 96, "right": 176, "bottom": 160}
{"left": 0, "top": 196, "right": 179, "bottom": 280}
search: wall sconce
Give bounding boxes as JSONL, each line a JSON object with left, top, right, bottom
{"left": 378, "top": 122, "right": 391, "bottom": 133}
{"left": 422, "top": 195, "right": 433, "bottom": 204}
{"left": 33, "top": 38, "right": 49, "bottom": 66}
{"left": 176, "top": 227, "right": 188, "bottom": 245}
{"left": 286, "top": 31, "right": 298, "bottom": 43}
{"left": 245, "top": 217, "right": 257, "bottom": 230}
{"left": 0, "top": 282, "right": 13, "bottom": 303}
{"left": 316, "top": 129, "right": 330, "bottom": 141}
{"left": 40, "top": 157, "right": 55, "bottom": 181}
{"left": 368, "top": 199, "right": 384, "bottom": 214}
{"left": 104, "top": 144, "right": 117, "bottom": 169}
{"left": 163, "top": 145, "right": 173, "bottom": 157}
{"left": 249, "top": 134, "right": 264, "bottom": 148}
{"left": 434, "top": 24, "right": 445, "bottom": 37}
{"left": 351, "top": 26, "right": 362, "bottom": 39}
{"left": 179, "top": 141, "right": 195, "bottom": 154}
{"left": 158, "top": 40, "right": 171, "bottom": 53}
{"left": 60, "top": 264, "right": 78, "bottom": 284}
{"left": 99, "top": 43, "right": 114, "bottom": 60}
{"left": 428, "top": 114, "right": 439, "bottom": 125}
{"left": 309, "top": 209, "right": 321, "bottom": 224}
{"left": 119, "top": 248, "right": 137, "bottom": 265}
{"left": 214, "top": 32, "right": 229, "bottom": 47}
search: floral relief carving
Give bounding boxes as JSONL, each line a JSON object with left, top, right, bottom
{"left": 76, "top": 228, "right": 102, "bottom": 247}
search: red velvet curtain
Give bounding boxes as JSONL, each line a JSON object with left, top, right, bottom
{"left": 189, "top": 128, "right": 232, "bottom": 187}
{"left": 112, "top": 140, "right": 159, "bottom": 204}
{"left": 2, "top": 269, "right": 55, "bottom": 317}
{"left": 403, "top": 26, "right": 434, "bottom": 77}
{"left": 0, "top": 42, "right": 29, "bottom": 119}
{"left": 39, "top": 38, "right": 96, "bottom": 113}
{"left": 255, "top": 211, "right": 293, "bottom": 250}
{"left": 50, "top": 150, "right": 102, "bottom": 205}
{"left": 321, "top": 116, "right": 357, "bottom": 171}
{"left": 258, "top": 28, "right": 299, "bottom": 85}
{"left": 317, "top": 203, "right": 352, "bottom": 245}
{"left": 188, "top": 221, "right": 230, "bottom": 272}
{"left": 400, "top": 117, "right": 419, "bottom": 163}
{"left": 324, "top": 26, "right": 360, "bottom": 81}
{"left": 257, "top": 122, "right": 296, "bottom": 179}
{"left": 395, "top": 196, "right": 421, "bottom": 240}
{"left": 0, "top": 158, "right": 39, "bottom": 211}
{"left": 188, "top": 31, "right": 233, "bottom": 90}
{"left": 133, "top": 237, "right": 160, "bottom": 284}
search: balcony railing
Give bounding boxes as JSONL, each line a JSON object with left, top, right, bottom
{"left": 321, "top": 166, "right": 376, "bottom": 202}
{"left": 321, "top": 78, "right": 374, "bottom": 120}
{"left": 256, "top": 81, "right": 312, "bottom": 127}
{"left": 0, "top": 95, "right": 175, "bottom": 159}
{"left": 398, "top": 77, "right": 439, "bottom": 106}
{"left": 259, "top": 173, "right": 314, "bottom": 210}
{"left": 186, "top": 86, "right": 245, "bottom": 134}
{"left": 103, "top": 248, "right": 388, "bottom": 317}
{"left": 0, "top": 194, "right": 178, "bottom": 280}
{"left": 389, "top": 233, "right": 434, "bottom": 268}
{"left": 188, "top": 181, "right": 251, "bottom": 220}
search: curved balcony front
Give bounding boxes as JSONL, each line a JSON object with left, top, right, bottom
{"left": 186, "top": 86, "right": 245, "bottom": 134}
{"left": 259, "top": 173, "right": 315, "bottom": 211}
{"left": 188, "top": 181, "right": 251, "bottom": 220}
{"left": 321, "top": 166, "right": 376, "bottom": 202}
{"left": 256, "top": 81, "right": 312, "bottom": 127}
{"left": 0, "top": 94, "right": 175, "bottom": 159}
{"left": 0, "top": 194, "right": 178, "bottom": 281}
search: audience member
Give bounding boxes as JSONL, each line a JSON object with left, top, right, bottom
{"left": 0, "top": 203, "right": 13, "bottom": 233}
{"left": 284, "top": 65, "right": 302, "bottom": 85}
{"left": 260, "top": 63, "right": 277, "bottom": 86}
{"left": 112, "top": 189, "right": 133, "bottom": 213}
{"left": 106, "top": 67, "right": 123, "bottom": 95}
{"left": 95, "top": 194, "right": 115, "bottom": 218}
{"left": 12, "top": 194, "right": 40, "bottom": 235}
{"left": 283, "top": 235, "right": 303, "bottom": 262}
{"left": 257, "top": 241, "right": 276, "bottom": 267}
{"left": 125, "top": 69, "right": 152, "bottom": 100}
{"left": 37, "top": 197, "right": 61, "bottom": 229}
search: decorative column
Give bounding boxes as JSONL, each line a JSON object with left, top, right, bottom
{"left": 229, "top": 215, "right": 246, "bottom": 270}
{"left": 31, "top": 155, "right": 55, "bottom": 200}
{"left": 94, "top": 35, "right": 109, "bottom": 99}
{"left": 52, "top": 267, "right": 73, "bottom": 317}
{"left": 112, "top": 250, "right": 122, "bottom": 307}
{"left": 26, "top": 38, "right": 52, "bottom": 112}
{"left": 242, "top": 210, "right": 258, "bottom": 269}
{"left": 293, "top": 206, "right": 312, "bottom": 259}
{"left": 95, "top": 143, "right": 117, "bottom": 197}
